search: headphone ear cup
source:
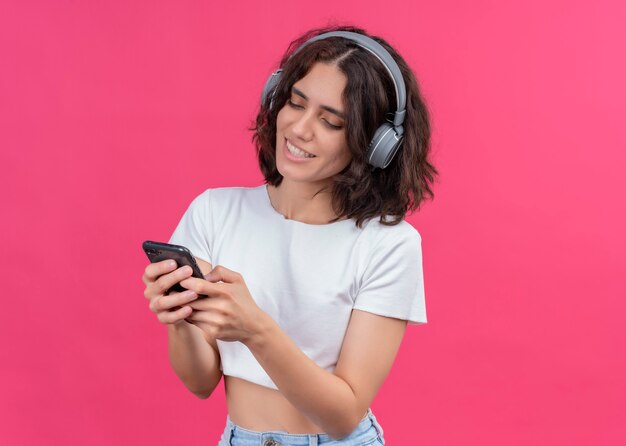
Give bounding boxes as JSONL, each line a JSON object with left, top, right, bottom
{"left": 261, "top": 69, "right": 283, "bottom": 109}
{"left": 367, "top": 123, "right": 403, "bottom": 169}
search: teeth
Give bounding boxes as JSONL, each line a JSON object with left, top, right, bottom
{"left": 287, "top": 141, "right": 315, "bottom": 158}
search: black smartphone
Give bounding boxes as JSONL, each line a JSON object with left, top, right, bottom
{"left": 142, "top": 240, "right": 207, "bottom": 296}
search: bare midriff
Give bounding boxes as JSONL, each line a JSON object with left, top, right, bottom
{"left": 224, "top": 376, "right": 370, "bottom": 434}
{"left": 224, "top": 375, "right": 326, "bottom": 434}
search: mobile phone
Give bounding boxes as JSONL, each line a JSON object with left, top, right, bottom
{"left": 142, "top": 240, "right": 207, "bottom": 297}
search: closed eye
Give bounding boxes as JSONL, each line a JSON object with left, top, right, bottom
{"left": 287, "top": 100, "right": 343, "bottom": 130}
{"left": 323, "top": 120, "right": 343, "bottom": 130}
{"left": 287, "top": 99, "right": 304, "bottom": 109}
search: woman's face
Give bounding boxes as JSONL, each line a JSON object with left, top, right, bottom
{"left": 275, "top": 62, "right": 352, "bottom": 187}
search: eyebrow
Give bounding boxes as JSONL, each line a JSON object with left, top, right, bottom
{"left": 292, "top": 87, "right": 346, "bottom": 119}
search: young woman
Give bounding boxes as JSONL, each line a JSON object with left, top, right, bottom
{"left": 142, "top": 25, "right": 437, "bottom": 446}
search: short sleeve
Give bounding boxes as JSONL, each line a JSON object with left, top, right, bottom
{"left": 353, "top": 225, "right": 427, "bottom": 325}
{"left": 168, "top": 189, "right": 213, "bottom": 265}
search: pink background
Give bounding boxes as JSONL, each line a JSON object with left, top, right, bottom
{"left": 1, "top": 0, "right": 625, "bottom": 444}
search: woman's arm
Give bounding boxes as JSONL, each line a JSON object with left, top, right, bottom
{"left": 245, "top": 309, "right": 407, "bottom": 439}
{"left": 168, "top": 320, "right": 222, "bottom": 398}
{"left": 167, "top": 257, "right": 222, "bottom": 399}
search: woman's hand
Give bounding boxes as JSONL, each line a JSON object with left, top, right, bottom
{"left": 142, "top": 260, "right": 199, "bottom": 325}
{"left": 178, "top": 265, "right": 268, "bottom": 344}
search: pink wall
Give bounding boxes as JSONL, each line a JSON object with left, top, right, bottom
{"left": 1, "top": 1, "right": 624, "bottom": 444}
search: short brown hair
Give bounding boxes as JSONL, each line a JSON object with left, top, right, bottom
{"left": 251, "top": 24, "right": 438, "bottom": 228}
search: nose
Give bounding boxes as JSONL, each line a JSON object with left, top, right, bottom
{"left": 290, "top": 110, "right": 314, "bottom": 142}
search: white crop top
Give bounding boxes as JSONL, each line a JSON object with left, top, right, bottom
{"left": 168, "top": 184, "right": 427, "bottom": 390}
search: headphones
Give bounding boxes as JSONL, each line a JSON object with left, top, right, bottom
{"left": 261, "top": 31, "right": 407, "bottom": 170}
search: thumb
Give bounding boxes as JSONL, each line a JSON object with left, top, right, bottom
{"left": 204, "top": 265, "right": 239, "bottom": 283}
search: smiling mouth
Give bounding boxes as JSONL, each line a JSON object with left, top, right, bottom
{"left": 286, "top": 139, "right": 316, "bottom": 158}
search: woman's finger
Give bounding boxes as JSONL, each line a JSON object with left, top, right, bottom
{"left": 153, "top": 265, "right": 194, "bottom": 296}
{"left": 142, "top": 259, "right": 177, "bottom": 285}
{"left": 150, "top": 290, "right": 198, "bottom": 313}
{"left": 157, "top": 305, "right": 193, "bottom": 325}
{"left": 203, "top": 265, "right": 241, "bottom": 284}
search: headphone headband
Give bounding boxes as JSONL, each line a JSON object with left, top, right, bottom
{"left": 294, "top": 31, "right": 407, "bottom": 125}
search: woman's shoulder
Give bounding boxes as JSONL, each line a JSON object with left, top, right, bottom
{"left": 186, "top": 185, "right": 266, "bottom": 222}
{"left": 360, "top": 219, "right": 424, "bottom": 275}
{"left": 193, "top": 184, "right": 264, "bottom": 203}
{"left": 365, "top": 216, "right": 422, "bottom": 242}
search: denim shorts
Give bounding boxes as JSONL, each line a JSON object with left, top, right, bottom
{"left": 217, "top": 408, "right": 385, "bottom": 446}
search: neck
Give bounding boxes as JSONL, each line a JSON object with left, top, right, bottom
{"left": 267, "top": 179, "right": 342, "bottom": 224}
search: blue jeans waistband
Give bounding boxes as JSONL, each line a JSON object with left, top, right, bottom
{"left": 218, "top": 407, "right": 385, "bottom": 445}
